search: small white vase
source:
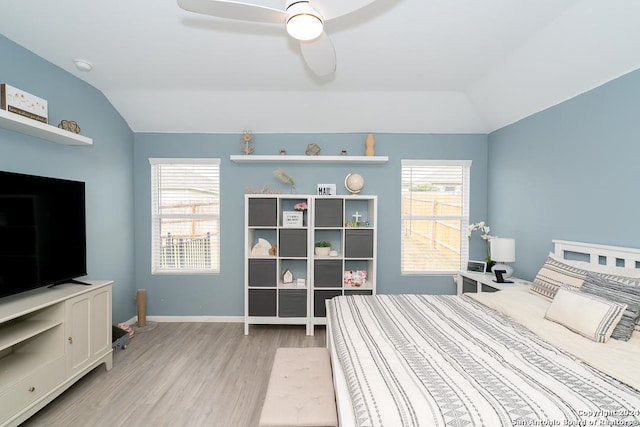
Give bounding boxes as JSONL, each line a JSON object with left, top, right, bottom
{"left": 315, "top": 247, "right": 330, "bottom": 256}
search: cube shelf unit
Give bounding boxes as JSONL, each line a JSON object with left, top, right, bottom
{"left": 311, "top": 196, "right": 377, "bottom": 329}
{"left": 245, "top": 195, "right": 312, "bottom": 335}
{"left": 244, "top": 194, "right": 377, "bottom": 335}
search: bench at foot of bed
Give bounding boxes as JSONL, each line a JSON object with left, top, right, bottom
{"left": 259, "top": 347, "right": 338, "bottom": 427}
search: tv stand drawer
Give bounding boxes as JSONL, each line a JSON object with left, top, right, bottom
{"left": 0, "top": 356, "right": 65, "bottom": 424}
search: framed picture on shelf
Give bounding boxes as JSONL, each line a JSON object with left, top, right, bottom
{"left": 282, "top": 211, "right": 303, "bottom": 227}
{"left": 466, "top": 260, "right": 487, "bottom": 273}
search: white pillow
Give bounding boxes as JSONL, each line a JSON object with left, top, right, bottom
{"left": 545, "top": 287, "right": 627, "bottom": 343}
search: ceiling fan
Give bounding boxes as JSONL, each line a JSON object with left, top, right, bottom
{"left": 177, "top": 0, "right": 377, "bottom": 76}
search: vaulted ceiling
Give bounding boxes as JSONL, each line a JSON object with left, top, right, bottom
{"left": 2, "top": 0, "right": 639, "bottom": 134}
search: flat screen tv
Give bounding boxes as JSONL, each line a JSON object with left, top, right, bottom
{"left": 0, "top": 171, "right": 87, "bottom": 299}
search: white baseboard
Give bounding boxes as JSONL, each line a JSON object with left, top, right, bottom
{"left": 127, "top": 315, "right": 244, "bottom": 323}
{"left": 123, "top": 317, "right": 137, "bottom": 325}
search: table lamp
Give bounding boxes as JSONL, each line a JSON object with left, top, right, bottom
{"left": 490, "top": 237, "right": 516, "bottom": 278}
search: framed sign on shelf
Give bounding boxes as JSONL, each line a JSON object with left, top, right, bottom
{"left": 282, "top": 211, "right": 303, "bottom": 227}
{"left": 317, "top": 184, "right": 336, "bottom": 196}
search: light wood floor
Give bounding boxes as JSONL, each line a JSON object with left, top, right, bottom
{"left": 22, "top": 323, "right": 326, "bottom": 427}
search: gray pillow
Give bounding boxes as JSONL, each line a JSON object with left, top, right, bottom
{"left": 580, "top": 273, "right": 640, "bottom": 341}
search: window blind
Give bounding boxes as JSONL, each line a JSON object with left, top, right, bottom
{"left": 401, "top": 160, "right": 471, "bottom": 274}
{"left": 150, "top": 158, "right": 220, "bottom": 274}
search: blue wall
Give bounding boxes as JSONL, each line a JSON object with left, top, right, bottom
{"left": 134, "top": 133, "right": 488, "bottom": 316}
{"left": 13, "top": 32, "right": 639, "bottom": 319}
{"left": 488, "top": 70, "right": 640, "bottom": 280}
{"left": 0, "top": 36, "right": 136, "bottom": 323}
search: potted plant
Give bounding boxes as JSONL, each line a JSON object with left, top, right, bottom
{"left": 468, "top": 221, "right": 495, "bottom": 271}
{"left": 314, "top": 241, "right": 331, "bottom": 256}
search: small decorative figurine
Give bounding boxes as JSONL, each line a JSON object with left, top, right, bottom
{"left": 282, "top": 269, "right": 294, "bottom": 284}
{"left": 240, "top": 130, "right": 254, "bottom": 155}
{"left": 58, "top": 120, "right": 81, "bottom": 134}
{"left": 305, "top": 143, "right": 321, "bottom": 155}
{"left": 251, "top": 238, "right": 272, "bottom": 256}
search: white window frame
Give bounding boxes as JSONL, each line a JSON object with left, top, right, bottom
{"left": 401, "top": 159, "right": 471, "bottom": 275}
{"left": 150, "top": 158, "right": 220, "bottom": 275}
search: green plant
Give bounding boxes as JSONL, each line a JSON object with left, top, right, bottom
{"left": 315, "top": 241, "right": 331, "bottom": 248}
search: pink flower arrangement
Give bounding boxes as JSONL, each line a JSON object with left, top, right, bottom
{"left": 344, "top": 270, "right": 367, "bottom": 287}
{"left": 294, "top": 202, "right": 308, "bottom": 211}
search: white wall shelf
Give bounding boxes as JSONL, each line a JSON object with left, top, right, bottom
{"left": 0, "top": 109, "right": 93, "bottom": 146}
{"left": 230, "top": 155, "right": 388, "bottom": 164}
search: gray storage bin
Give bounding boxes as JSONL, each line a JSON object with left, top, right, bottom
{"left": 248, "top": 198, "right": 277, "bottom": 226}
{"left": 314, "top": 260, "right": 343, "bottom": 287}
{"left": 344, "top": 290, "right": 373, "bottom": 296}
{"left": 315, "top": 199, "right": 343, "bottom": 227}
{"left": 279, "top": 289, "right": 307, "bottom": 317}
{"left": 344, "top": 229, "right": 374, "bottom": 258}
{"left": 481, "top": 284, "right": 499, "bottom": 293}
{"left": 248, "top": 289, "right": 276, "bottom": 316}
{"left": 279, "top": 229, "right": 307, "bottom": 257}
{"left": 248, "top": 259, "right": 276, "bottom": 287}
{"left": 462, "top": 277, "right": 477, "bottom": 293}
{"left": 314, "top": 290, "right": 342, "bottom": 317}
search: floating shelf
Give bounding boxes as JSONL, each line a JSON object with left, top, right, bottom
{"left": 230, "top": 155, "right": 388, "bottom": 164}
{"left": 0, "top": 109, "right": 93, "bottom": 146}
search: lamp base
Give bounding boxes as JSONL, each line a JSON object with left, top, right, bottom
{"left": 492, "top": 263, "right": 513, "bottom": 278}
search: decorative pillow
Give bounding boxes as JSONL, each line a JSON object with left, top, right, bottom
{"left": 545, "top": 287, "right": 626, "bottom": 343}
{"left": 530, "top": 256, "right": 588, "bottom": 300}
{"left": 598, "top": 272, "right": 640, "bottom": 288}
{"left": 548, "top": 252, "right": 640, "bottom": 280}
{"left": 581, "top": 273, "right": 640, "bottom": 340}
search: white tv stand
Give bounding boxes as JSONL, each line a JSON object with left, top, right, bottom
{"left": 0, "top": 280, "right": 112, "bottom": 427}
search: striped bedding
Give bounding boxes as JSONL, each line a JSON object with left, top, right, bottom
{"left": 327, "top": 294, "right": 640, "bottom": 427}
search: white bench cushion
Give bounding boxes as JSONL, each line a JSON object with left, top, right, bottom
{"left": 259, "top": 347, "right": 337, "bottom": 427}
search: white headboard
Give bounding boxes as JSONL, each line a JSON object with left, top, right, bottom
{"left": 553, "top": 240, "right": 640, "bottom": 271}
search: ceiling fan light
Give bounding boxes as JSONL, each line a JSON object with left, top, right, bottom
{"left": 286, "top": 3, "right": 323, "bottom": 41}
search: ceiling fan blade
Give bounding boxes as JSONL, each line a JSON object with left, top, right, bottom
{"left": 177, "top": 0, "right": 287, "bottom": 23}
{"left": 309, "top": 0, "right": 377, "bottom": 21}
{"left": 299, "top": 32, "right": 336, "bottom": 76}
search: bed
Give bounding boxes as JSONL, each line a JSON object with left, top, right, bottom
{"left": 326, "top": 240, "right": 640, "bottom": 426}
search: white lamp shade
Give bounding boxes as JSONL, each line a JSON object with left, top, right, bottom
{"left": 490, "top": 238, "right": 516, "bottom": 263}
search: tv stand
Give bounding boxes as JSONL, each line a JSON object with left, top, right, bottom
{"left": 0, "top": 280, "right": 112, "bottom": 426}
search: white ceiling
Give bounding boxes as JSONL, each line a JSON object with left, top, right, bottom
{"left": 1, "top": 0, "right": 639, "bottom": 134}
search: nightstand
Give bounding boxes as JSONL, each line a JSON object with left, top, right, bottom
{"left": 456, "top": 271, "right": 530, "bottom": 295}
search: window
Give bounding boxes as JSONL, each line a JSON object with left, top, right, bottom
{"left": 150, "top": 158, "right": 220, "bottom": 274}
{"left": 401, "top": 160, "right": 471, "bottom": 274}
